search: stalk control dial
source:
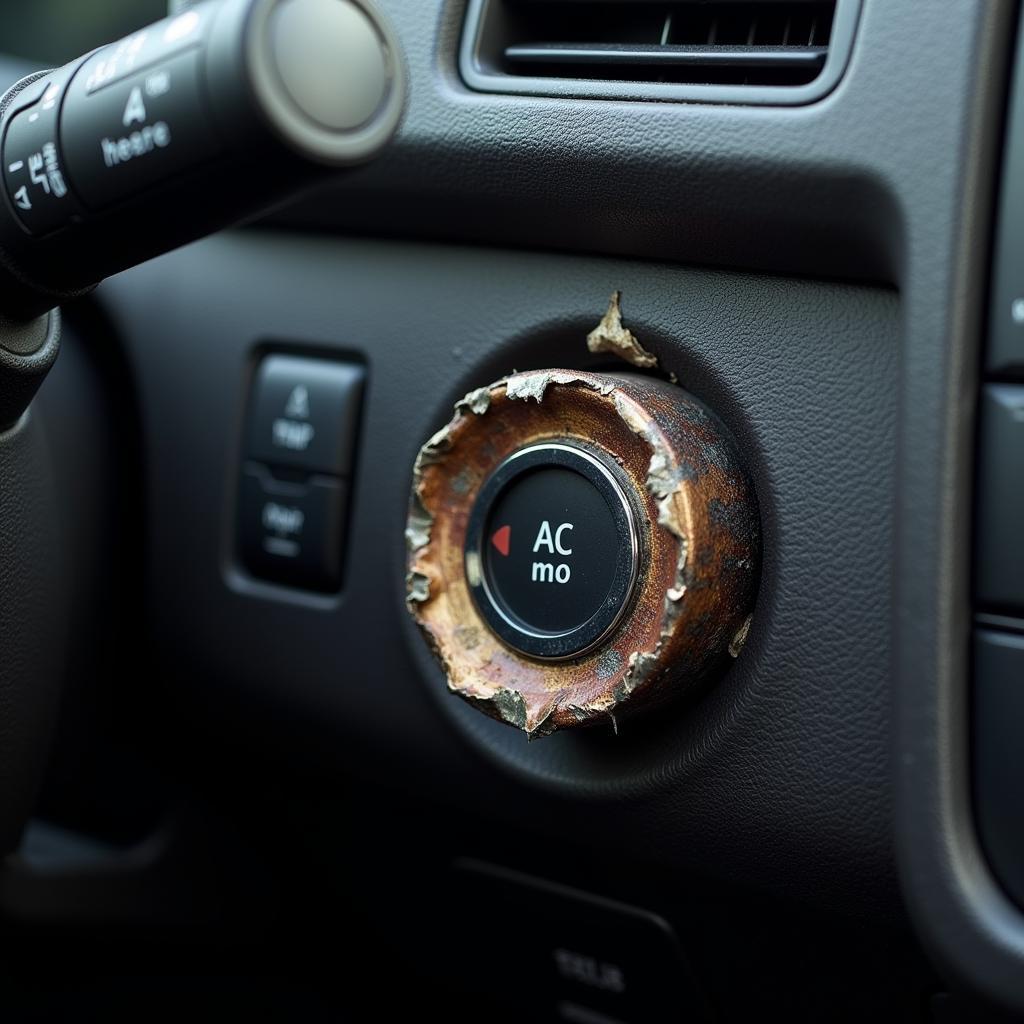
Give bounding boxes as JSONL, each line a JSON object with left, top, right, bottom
{"left": 0, "top": 0, "right": 404, "bottom": 320}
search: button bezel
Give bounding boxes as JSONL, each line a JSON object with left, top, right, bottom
{"left": 465, "top": 441, "right": 640, "bottom": 661}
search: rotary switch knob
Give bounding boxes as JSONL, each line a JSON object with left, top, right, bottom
{"left": 406, "top": 370, "right": 760, "bottom": 738}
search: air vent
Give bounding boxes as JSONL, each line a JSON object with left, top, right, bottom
{"left": 461, "top": 0, "right": 862, "bottom": 105}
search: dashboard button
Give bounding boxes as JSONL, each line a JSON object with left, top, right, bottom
{"left": 466, "top": 442, "right": 639, "bottom": 661}
{"left": 247, "top": 355, "right": 364, "bottom": 476}
{"left": 974, "top": 630, "right": 1024, "bottom": 910}
{"left": 238, "top": 465, "right": 346, "bottom": 592}
{"left": 455, "top": 862, "right": 708, "bottom": 1023}
{"left": 989, "top": 15, "right": 1024, "bottom": 377}
{"left": 409, "top": 369, "right": 760, "bottom": 736}
{"left": 976, "top": 385, "right": 1024, "bottom": 612}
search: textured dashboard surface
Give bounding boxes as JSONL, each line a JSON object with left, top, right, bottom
{"left": 0, "top": 409, "right": 63, "bottom": 855}
{"left": 282, "top": 0, "right": 981, "bottom": 284}
{"left": 275, "top": 0, "right": 1024, "bottom": 1002}
{"left": 28, "top": 0, "right": 1024, "bottom": 1008}
{"left": 101, "top": 234, "right": 900, "bottom": 916}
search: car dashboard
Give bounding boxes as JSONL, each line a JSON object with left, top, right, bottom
{"left": 0, "top": 1, "right": 1023, "bottom": 1021}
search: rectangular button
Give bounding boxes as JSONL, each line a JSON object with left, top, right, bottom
{"left": 454, "top": 861, "right": 707, "bottom": 1023}
{"left": 247, "top": 356, "right": 364, "bottom": 476}
{"left": 238, "top": 466, "right": 346, "bottom": 592}
{"left": 989, "top": 14, "right": 1024, "bottom": 376}
{"left": 976, "top": 386, "right": 1024, "bottom": 611}
{"left": 974, "top": 630, "right": 1024, "bottom": 911}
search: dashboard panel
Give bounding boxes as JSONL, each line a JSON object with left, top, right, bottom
{"left": 0, "top": 0, "right": 1023, "bottom": 1020}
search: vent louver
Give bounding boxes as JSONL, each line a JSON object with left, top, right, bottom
{"left": 461, "top": 0, "right": 861, "bottom": 105}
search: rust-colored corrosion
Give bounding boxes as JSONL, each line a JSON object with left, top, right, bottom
{"left": 406, "top": 370, "right": 760, "bottom": 738}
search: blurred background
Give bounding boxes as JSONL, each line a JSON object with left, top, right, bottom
{"left": 0, "top": 1, "right": 165, "bottom": 65}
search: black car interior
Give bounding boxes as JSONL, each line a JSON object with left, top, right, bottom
{"left": 1, "top": 1, "right": 1024, "bottom": 1021}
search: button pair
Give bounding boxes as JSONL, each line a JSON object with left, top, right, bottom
{"left": 238, "top": 354, "right": 363, "bottom": 592}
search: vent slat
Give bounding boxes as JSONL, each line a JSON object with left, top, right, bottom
{"left": 505, "top": 43, "right": 828, "bottom": 71}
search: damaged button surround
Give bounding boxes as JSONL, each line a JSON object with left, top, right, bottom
{"left": 406, "top": 367, "right": 760, "bottom": 738}
{"left": 466, "top": 442, "right": 640, "bottom": 661}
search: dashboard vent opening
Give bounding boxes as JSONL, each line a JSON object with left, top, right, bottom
{"left": 501, "top": 2, "right": 834, "bottom": 86}
{"left": 462, "top": 0, "right": 859, "bottom": 105}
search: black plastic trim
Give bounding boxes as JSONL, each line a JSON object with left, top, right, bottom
{"left": 895, "top": 1, "right": 1024, "bottom": 1014}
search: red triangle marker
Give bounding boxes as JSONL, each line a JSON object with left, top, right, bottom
{"left": 491, "top": 524, "right": 511, "bottom": 557}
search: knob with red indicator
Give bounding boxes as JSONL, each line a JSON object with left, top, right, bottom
{"left": 406, "top": 369, "right": 760, "bottom": 738}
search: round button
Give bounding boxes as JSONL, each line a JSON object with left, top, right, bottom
{"left": 270, "top": 0, "right": 389, "bottom": 131}
{"left": 408, "top": 369, "right": 761, "bottom": 736}
{"left": 466, "top": 443, "right": 639, "bottom": 660}
{"left": 246, "top": 0, "right": 405, "bottom": 167}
